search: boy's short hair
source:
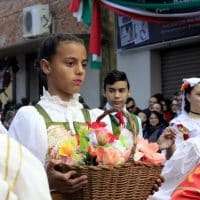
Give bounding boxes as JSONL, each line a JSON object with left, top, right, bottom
{"left": 103, "top": 70, "right": 130, "bottom": 90}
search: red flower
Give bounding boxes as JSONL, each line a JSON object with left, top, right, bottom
{"left": 181, "top": 82, "right": 190, "bottom": 92}
{"left": 107, "top": 133, "right": 118, "bottom": 143}
{"left": 88, "top": 121, "right": 107, "bottom": 129}
{"left": 177, "top": 124, "right": 189, "bottom": 140}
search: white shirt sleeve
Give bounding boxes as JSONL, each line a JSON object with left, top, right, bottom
{"left": 0, "top": 134, "right": 51, "bottom": 200}
{"left": 15, "top": 143, "right": 52, "bottom": 200}
{"left": 0, "top": 121, "right": 8, "bottom": 134}
{"left": 8, "top": 106, "right": 48, "bottom": 163}
{"left": 150, "top": 137, "right": 200, "bottom": 200}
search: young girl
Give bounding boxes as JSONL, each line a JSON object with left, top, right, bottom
{"left": 8, "top": 33, "right": 113, "bottom": 197}
{"left": 151, "top": 78, "right": 200, "bottom": 200}
{"left": 158, "top": 78, "right": 200, "bottom": 156}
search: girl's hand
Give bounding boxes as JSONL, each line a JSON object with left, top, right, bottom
{"left": 157, "top": 127, "right": 176, "bottom": 151}
{"left": 47, "top": 159, "right": 88, "bottom": 194}
{"left": 151, "top": 176, "right": 165, "bottom": 194}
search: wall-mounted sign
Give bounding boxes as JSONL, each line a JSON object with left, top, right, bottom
{"left": 117, "top": 15, "right": 200, "bottom": 50}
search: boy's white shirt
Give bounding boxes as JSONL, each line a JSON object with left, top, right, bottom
{"left": 0, "top": 134, "right": 51, "bottom": 200}
{"left": 105, "top": 102, "right": 143, "bottom": 137}
{"left": 9, "top": 90, "right": 113, "bottom": 163}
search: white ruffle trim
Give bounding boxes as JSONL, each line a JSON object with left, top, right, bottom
{"left": 40, "top": 89, "right": 83, "bottom": 109}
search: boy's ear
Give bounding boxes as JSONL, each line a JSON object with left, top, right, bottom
{"left": 40, "top": 59, "right": 51, "bottom": 75}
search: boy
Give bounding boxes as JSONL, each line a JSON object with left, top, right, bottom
{"left": 103, "top": 70, "right": 142, "bottom": 136}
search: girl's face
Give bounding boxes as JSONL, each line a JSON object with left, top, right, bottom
{"left": 171, "top": 100, "right": 178, "bottom": 113}
{"left": 161, "top": 101, "right": 167, "bottom": 111}
{"left": 187, "top": 84, "right": 200, "bottom": 113}
{"left": 152, "top": 103, "right": 162, "bottom": 113}
{"left": 43, "top": 41, "right": 87, "bottom": 100}
{"left": 149, "top": 113, "right": 159, "bottom": 127}
{"left": 149, "top": 97, "right": 157, "bottom": 110}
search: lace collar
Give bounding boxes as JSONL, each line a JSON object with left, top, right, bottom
{"left": 40, "top": 89, "right": 83, "bottom": 109}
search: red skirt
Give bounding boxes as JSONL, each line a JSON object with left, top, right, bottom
{"left": 171, "top": 164, "right": 200, "bottom": 200}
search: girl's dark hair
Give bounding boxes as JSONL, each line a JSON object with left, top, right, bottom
{"left": 37, "top": 33, "right": 84, "bottom": 89}
{"left": 184, "top": 85, "right": 194, "bottom": 113}
{"left": 103, "top": 70, "right": 130, "bottom": 90}
{"left": 152, "top": 93, "right": 164, "bottom": 103}
{"left": 38, "top": 33, "right": 84, "bottom": 61}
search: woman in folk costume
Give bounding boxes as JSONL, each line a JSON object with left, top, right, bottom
{"left": 150, "top": 77, "right": 200, "bottom": 200}
{"left": 159, "top": 78, "right": 200, "bottom": 158}
{"left": 8, "top": 34, "right": 131, "bottom": 198}
{"left": 103, "top": 70, "right": 143, "bottom": 136}
{"left": 0, "top": 133, "right": 51, "bottom": 200}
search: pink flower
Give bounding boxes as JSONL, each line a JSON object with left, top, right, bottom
{"left": 134, "top": 136, "right": 165, "bottom": 165}
{"left": 96, "top": 147, "right": 125, "bottom": 166}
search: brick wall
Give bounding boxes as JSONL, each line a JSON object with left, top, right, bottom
{"left": 0, "top": 0, "right": 88, "bottom": 49}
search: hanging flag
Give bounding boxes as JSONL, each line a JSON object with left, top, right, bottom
{"left": 68, "top": 0, "right": 200, "bottom": 69}
{"left": 68, "top": 0, "right": 92, "bottom": 26}
{"left": 89, "top": 54, "right": 102, "bottom": 69}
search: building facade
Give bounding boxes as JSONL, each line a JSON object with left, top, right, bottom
{"left": 116, "top": 16, "right": 200, "bottom": 109}
{"left": 0, "top": 0, "right": 101, "bottom": 107}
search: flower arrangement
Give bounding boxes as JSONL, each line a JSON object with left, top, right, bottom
{"left": 181, "top": 81, "right": 190, "bottom": 92}
{"left": 48, "top": 121, "right": 165, "bottom": 167}
{"left": 176, "top": 124, "right": 189, "bottom": 140}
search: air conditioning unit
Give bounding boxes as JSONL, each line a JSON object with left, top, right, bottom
{"left": 23, "top": 4, "right": 51, "bottom": 38}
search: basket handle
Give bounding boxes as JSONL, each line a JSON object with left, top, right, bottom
{"left": 124, "top": 112, "right": 138, "bottom": 159}
{"left": 96, "top": 109, "right": 138, "bottom": 158}
{"left": 96, "top": 108, "right": 119, "bottom": 122}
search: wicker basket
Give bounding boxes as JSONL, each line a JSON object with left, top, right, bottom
{"left": 52, "top": 109, "right": 162, "bottom": 200}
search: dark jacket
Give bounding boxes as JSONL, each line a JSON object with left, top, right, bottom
{"left": 143, "top": 124, "right": 166, "bottom": 143}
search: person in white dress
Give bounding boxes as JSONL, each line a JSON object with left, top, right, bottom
{"left": 151, "top": 77, "right": 200, "bottom": 200}
{"left": 8, "top": 33, "right": 113, "bottom": 197}
{"left": 0, "top": 133, "right": 51, "bottom": 200}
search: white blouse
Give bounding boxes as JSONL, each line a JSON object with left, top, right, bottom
{"left": 150, "top": 112, "right": 200, "bottom": 199}
{"left": 8, "top": 91, "right": 112, "bottom": 163}
{"left": 170, "top": 112, "right": 200, "bottom": 147}
{"left": 150, "top": 137, "right": 200, "bottom": 200}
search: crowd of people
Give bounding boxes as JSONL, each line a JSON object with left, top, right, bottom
{"left": 125, "top": 92, "right": 181, "bottom": 143}
{"left": 0, "top": 33, "right": 200, "bottom": 200}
